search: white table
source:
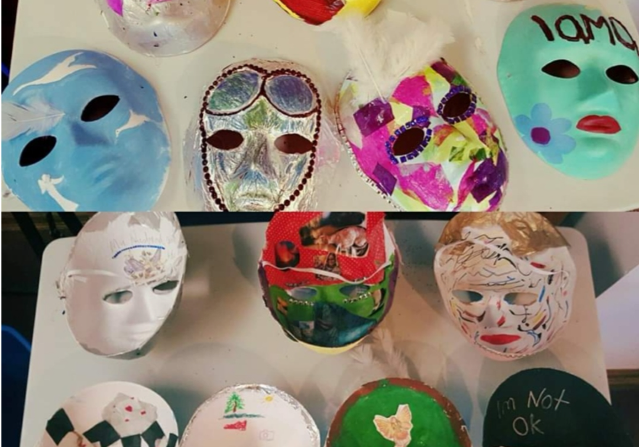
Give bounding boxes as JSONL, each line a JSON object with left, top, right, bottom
{"left": 21, "top": 221, "right": 609, "bottom": 446}
{"left": 4, "top": 0, "right": 639, "bottom": 212}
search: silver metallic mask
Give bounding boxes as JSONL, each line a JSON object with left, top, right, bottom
{"left": 95, "top": 0, "right": 230, "bottom": 57}
{"left": 188, "top": 59, "right": 326, "bottom": 211}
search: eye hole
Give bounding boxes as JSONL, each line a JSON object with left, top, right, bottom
{"left": 275, "top": 134, "right": 314, "bottom": 155}
{"left": 340, "top": 284, "right": 371, "bottom": 299}
{"left": 606, "top": 65, "right": 638, "bottom": 84}
{"left": 19, "top": 136, "right": 56, "bottom": 167}
{"left": 81, "top": 95, "right": 120, "bottom": 122}
{"left": 504, "top": 292, "right": 538, "bottom": 306}
{"left": 443, "top": 93, "right": 472, "bottom": 118}
{"left": 152, "top": 280, "right": 180, "bottom": 295}
{"left": 452, "top": 290, "right": 484, "bottom": 304}
{"left": 392, "top": 128, "right": 424, "bottom": 156}
{"left": 288, "top": 287, "right": 318, "bottom": 301}
{"left": 542, "top": 60, "right": 581, "bottom": 79}
{"left": 206, "top": 130, "right": 244, "bottom": 150}
{"left": 103, "top": 290, "right": 133, "bottom": 304}
{"left": 439, "top": 86, "right": 477, "bottom": 123}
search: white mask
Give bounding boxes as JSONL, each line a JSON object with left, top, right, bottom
{"left": 58, "top": 212, "right": 187, "bottom": 357}
{"left": 434, "top": 213, "right": 576, "bottom": 361}
{"left": 95, "top": 0, "right": 230, "bottom": 57}
{"left": 40, "top": 382, "right": 178, "bottom": 447}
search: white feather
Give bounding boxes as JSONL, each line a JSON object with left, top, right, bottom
{"left": 2, "top": 101, "right": 65, "bottom": 141}
{"left": 327, "top": 9, "right": 455, "bottom": 103}
{"left": 374, "top": 328, "right": 409, "bottom": 378}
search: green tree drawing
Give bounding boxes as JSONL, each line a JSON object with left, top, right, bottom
{"left": 225, "top": 392, "right": 245, "bottom": 414}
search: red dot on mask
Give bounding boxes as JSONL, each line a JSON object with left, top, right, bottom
{"left": 125, "top": 405, "right": 133, "bottom": 412}
{"left": 141, "top": 411, "right": 146, "bottom": 415}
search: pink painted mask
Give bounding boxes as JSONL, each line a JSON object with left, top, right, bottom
{"left": 338, "top": 60, "right": 508, "bottom": 211}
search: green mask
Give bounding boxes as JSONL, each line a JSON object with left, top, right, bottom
{"left": 498, "top": 4, "right": 639, "bottom": 179}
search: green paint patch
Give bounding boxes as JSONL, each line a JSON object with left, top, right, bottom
{"left": 332, "top": 381, "right": 464, "bottom": 447}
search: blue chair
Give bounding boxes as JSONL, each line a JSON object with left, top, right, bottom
{"left": 0, "top": 62, "right": 9, "bottom": 93}
{"left": 2, "top": 326, "right": 31, "bottom": 447}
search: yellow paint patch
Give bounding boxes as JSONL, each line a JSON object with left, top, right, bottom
{"left": 271, "top": 0, "right": 301, "bottom": 20}
{"left": 339, "top": 0, "right": 382, "bottom": 17}
{"left": 390, "top": 101, "right": 413, "bottom": 125}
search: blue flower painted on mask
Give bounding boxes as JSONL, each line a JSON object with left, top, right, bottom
{"left": 515, "top": 103, "right": 576, "bottom": 164}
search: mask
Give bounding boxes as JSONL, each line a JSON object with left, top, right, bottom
{"left": 58, "top": 212, "right": 188, "bottom": 357}
{"left": 96, "top": 0, "right": 230, "bottom": 57}
{"left": 271, "top": 0, "right": 380, "bottom": 25}
{"left": 258, "top": 212, "right": 398, "bottom": 352}
{"left": 327, "top": 379, "right": 471, "bottom": 447}
{"left": 41, "top": 382, "right": 178, "bottom": 447}
{"left": 1, "top": 50, "right": 170, "bottom": 211}
{"left": 181, "top": 384, "right": 320, "bottom": 447}
{"left": 498, "top": 4, "right": 639, "bottom": 179}
{"left": 336, "top": 11, "right": 508, "bottom": 211}
{"left": 484, "top": 368, "right": 634, "bottom": 447}
{"left": 434, "top": 213, "right": 576, "bottom": 361}
{"left": 187, "top": 59, "right": 336, "bottom": 211}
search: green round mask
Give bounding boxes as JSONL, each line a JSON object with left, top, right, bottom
{"left": 498, "top": 4, "right": 639, "bottom": 179}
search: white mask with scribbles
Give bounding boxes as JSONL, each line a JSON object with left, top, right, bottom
{"left": 434, "top": 224, "right": 576, "bottom": 361}
{"left": 58, "top": 212, "right": 187, "bottom": 357}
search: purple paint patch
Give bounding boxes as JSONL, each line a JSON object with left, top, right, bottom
{"left": 431, "top": 61, "right": 458, "bottom": 83}
{"left": 373, "top": 163, "right": 397, "bottom": 195}
{"left": 107, "top": 0, "right": 123, "bottom": 15}
{"left": 470, "top": 150, "right": 508, "bottom": 203}
{"left": 412, "top": 107, "right": 431, "bottom": 123}
{"left": 354, "top": 99, "right": 394, "bottom": 137}
{"left": 393, "top": 76, "right": 433, "bottom": 109}
{"left": 531, "top": 127, "right": 551, "bottom": 145}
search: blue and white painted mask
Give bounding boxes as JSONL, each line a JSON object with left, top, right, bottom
{"left": 2, "top": 50, "right": 170, "bottom": 211}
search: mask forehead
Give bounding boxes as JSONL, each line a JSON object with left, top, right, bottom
{"left": 339, "top": 61, "right": 508, "bottom": 212}
{"left": 498, "top": 4, "right": 639, "bottom": 180}
{"left": 1, "top": 50, "right": 170, "bottom": 211}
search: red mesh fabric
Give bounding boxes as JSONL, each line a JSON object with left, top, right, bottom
{"left": 261, "top": 212, "right": 388, "bottom": 288}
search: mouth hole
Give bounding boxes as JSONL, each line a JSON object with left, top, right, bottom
{"left": 152, "top": 280, "right": 180, "bottom": 295}
{"left": 207, "top": 130, "right": 244, "bottom": 150}
{"left": 19, "top": 135, "right": 57, "bottom": 167}
{"left": 453, "top": 290, "right": 483, "bottom": 304}
{"left": 103, "top": 290, "right": 133, "bottom": 304}
{"left": 81, "top": 95, "right": 120, "bottom": 122}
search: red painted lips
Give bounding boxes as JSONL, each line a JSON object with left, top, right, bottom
{"left": 577, "top": 115, "right": 621, "bottom": 134}
{"left": 480, "top": 334, "right": 521, "bottom": 345}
